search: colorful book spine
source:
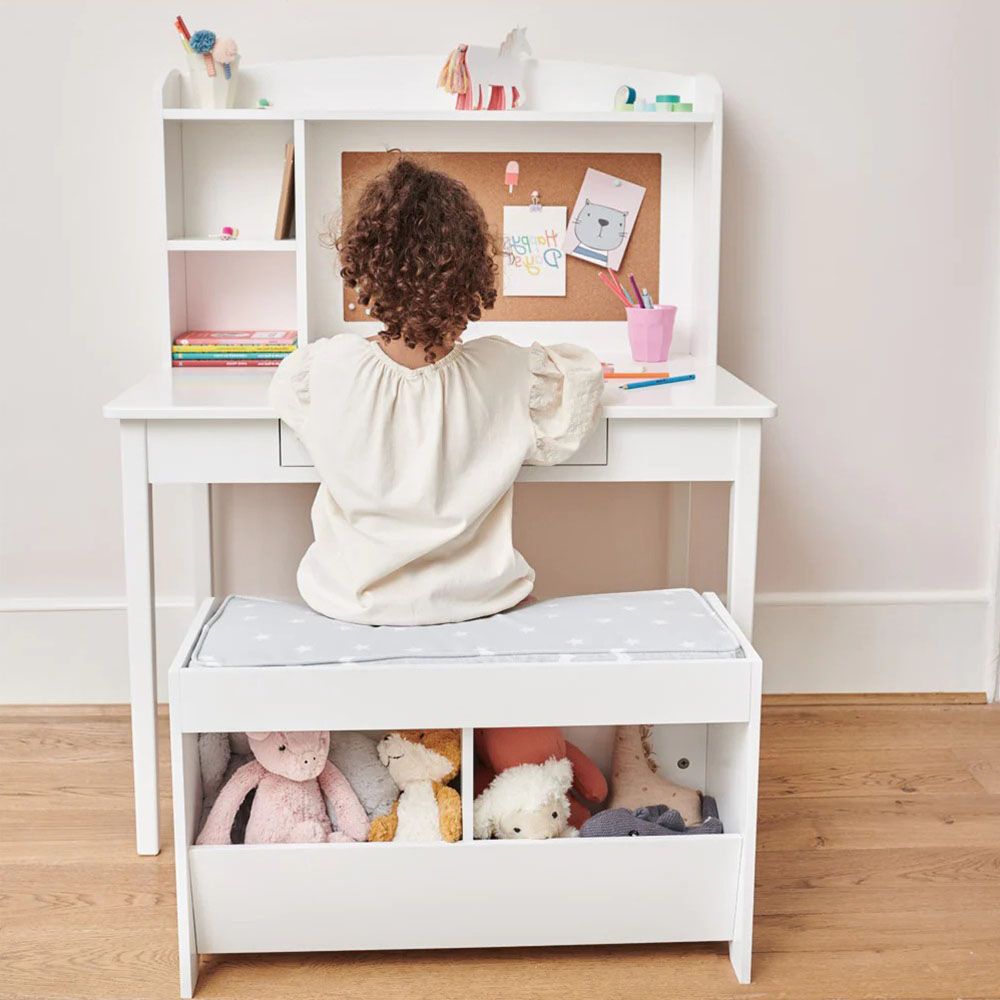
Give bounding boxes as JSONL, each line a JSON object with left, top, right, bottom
{"left": 172, "top": 351, "right": 291, "bottom": 360}
{"left": 172, "top": 344, "right": 296, "bottom": 353}
{"left": 172, "top": 358, "right": 282, "bottom": 368}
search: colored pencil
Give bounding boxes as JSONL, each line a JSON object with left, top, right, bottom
{"left": 619, "top": 374, "right": 697, "bottom": 391}
{"left": 597, "top": 271, "right": 630, "bottom": 306}
{"left": 628, "top": 273, "right": 644, "bottom": 307}
{"left": 604, "top": 372, "right": 670, "bottom": 379}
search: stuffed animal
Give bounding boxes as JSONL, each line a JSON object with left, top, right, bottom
{"left": 473, "top": 758, "right": 577, "bottom": 840}
{"left": 199, "top": 730, "right": 396, "bottom": 838}
{"left": 474, "top": 727, "right": 608, "bottom": 828}
{"left": 607, "top": 725, "right": 702, "bottom": 826}
{"left": 580, "top": 797, "right": 723, "bottom": 838}
{"left": 196, "top": 731, "right": 369, "bottom": 845}
{"left": 368, "top": 730, "right": 462, "bottom": 842}
{"left": 327, "top": 731, "right": 398, "bottom": 819}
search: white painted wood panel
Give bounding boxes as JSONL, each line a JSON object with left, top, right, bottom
{"left": 176, "top": 656, "right": 754, "bottom": 733}
{"left": 189, "top": 836, "right": 741, "bottom": 954}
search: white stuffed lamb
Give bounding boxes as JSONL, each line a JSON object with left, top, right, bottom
{"left": 473, "top": 757, "right": 579, "bottom": 840}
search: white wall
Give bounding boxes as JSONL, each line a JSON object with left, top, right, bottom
{"left": 1, "top": 1, "right": 998, "bottom": 701}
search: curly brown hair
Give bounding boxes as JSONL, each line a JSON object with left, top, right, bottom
{"left": 335, "top": 159, "right": 498, "bottom": 361}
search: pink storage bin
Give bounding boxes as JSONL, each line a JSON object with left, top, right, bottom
{"left": 627, "top": 305, "right": 677, "bottom": 362}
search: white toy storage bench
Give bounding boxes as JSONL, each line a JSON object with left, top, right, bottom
{"left": 169, "top": 589, "right": 762, "bottom": 997}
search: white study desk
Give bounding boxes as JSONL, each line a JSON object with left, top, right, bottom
{"left": 104, "top": 361, "right": 775, "bottom": 856}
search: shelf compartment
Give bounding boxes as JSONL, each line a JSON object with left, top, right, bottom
{"left": 188, "top": 834, "right": 741, "bottom": 953}
{"left": 168, "top": 252, "right": 297, "bottom": 344}
{"left": 165, "top": 120, "right": 294, "bottom": 241}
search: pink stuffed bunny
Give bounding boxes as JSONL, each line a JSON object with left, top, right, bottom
{"left": 196, "top": 731, "right": 369, "bottom": 845}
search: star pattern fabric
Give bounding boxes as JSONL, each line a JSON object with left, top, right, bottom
{"left": 190, "top": 590, "right": 744, "bottom": 668}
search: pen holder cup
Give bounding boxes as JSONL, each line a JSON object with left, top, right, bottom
{"left": 185, "top": 52, "right": 240, "bottom": 109}
{"left": 627, "top": 305, "right": 676, "bottom": 363}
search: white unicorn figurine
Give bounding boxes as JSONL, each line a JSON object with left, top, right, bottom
{"left": 438, "top": 27, "right": 532, "bottom": 111}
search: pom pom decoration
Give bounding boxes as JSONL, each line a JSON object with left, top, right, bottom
{"left": 189, "top": 28, "right": 217, "bottom": 77}
{"left": 189, "top": 29, "right": 217, "bottom": 53}
{"left": 215, "top": 37, "right": 239, "bottom": 80}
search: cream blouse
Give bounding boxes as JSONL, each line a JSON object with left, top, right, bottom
{"left": 269, "top": 334, "right": 603, "bottom": 625}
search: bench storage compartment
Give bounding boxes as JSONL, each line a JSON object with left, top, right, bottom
{"left": 169, "top": 589, "right": 762, "bottom": 997}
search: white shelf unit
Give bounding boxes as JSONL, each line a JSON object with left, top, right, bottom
{"left": 155, "top": 58, "right": 722, "bottom": 371}
{"left": 170, "top": 593, "right": 762, "bottom": 995}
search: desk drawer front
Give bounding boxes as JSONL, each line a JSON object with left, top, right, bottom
{"left": 279, "top": 419, "right": 609, "bottom": 469}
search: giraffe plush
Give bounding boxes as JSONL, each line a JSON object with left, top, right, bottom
{"left": 607, "top": 725, "right": 703, "bottom": 826}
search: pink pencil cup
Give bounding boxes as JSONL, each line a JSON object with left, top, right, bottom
{"left": 627, "top": 304, "right": 677, "bottom": 362}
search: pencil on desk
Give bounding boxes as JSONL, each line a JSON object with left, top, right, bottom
{"left": 619, "top": 374, "right": 697, "bottom": 391}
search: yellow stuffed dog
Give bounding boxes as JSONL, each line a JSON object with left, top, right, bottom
{"left": 369, "top": 730, "right": 462, "bottom": 842}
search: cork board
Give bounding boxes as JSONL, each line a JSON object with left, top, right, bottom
{"left": 341, "top": 151, "right": 661, "bottom": 323}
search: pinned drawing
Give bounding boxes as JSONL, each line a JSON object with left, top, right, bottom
{"left": 437, "top": 27, "right": 532, "bottom": 111}
{"left": 503, "top": 205, "right": 567, "bottom": 297}
{"left": 563, "top": 168, "right": 646, "bottom": 270}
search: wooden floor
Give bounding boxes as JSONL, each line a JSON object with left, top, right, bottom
{"left": 3, "top": 703, "right": 1000, "bottom": 1000}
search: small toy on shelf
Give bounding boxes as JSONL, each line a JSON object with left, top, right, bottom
{"left": 195, "top": 731, "right": 369, "bottom": 845}
{"left": 438, "top": 27, "right": 532, "bottom": 111}
{"left": 614, "top": 84, "right": 637, "bottom": 111}
{"left": 474, "top": 727, "right": 608, "bottom": 829}
{"left": 580, "top": 798, "right": 723, "bottom": 838}
{"left": 368, "top": 730, "right": 462, "bottom": 842}
{"left": 219, "top": 226, "right": 238, "bottom": 240}
{"left": 607, "top": 725, "right": 702, "bottom": 826}
{"left": 258, "top": 98, "right": 271, "bottom": 108}
{"left": 473, "top": 758, "right": 577, "bottom": 840}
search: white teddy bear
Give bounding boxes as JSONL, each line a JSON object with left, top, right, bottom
{"left": 473, "top": 757, "right": 579, "bottom": 840}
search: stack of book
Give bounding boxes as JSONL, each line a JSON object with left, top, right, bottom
{"left": 171, "top": 330, "right": 297, "bottom": 368}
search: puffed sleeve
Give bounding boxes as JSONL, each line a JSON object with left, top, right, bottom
{"left": 268, "top": 342, "right": 319, "bottom": 438}
{"left": 526, "top": 342, "right": 604, "bottom": 466}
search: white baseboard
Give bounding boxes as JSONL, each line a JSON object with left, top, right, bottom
{"left": 0, "top": 590, "right": 992, "bottom": 703}
{"left": 0, "top": 599, "right": 195, "bottom": 704}
{"left": 753, "top": 591, "right": 990, "bottom": 694}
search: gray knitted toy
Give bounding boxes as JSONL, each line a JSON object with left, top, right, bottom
{"left": 327, "top": 731, "right": 398, "bottom": 819}
{"left": 579, "top": 796, "right": 723, "bottom": 837}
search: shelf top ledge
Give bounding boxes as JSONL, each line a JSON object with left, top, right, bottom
{"left": 161, "top": 108, "right": 717, "bottom": 124}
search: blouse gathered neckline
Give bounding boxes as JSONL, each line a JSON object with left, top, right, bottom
{"left": 366, "top": 337, "right": 464, "bottom": 377}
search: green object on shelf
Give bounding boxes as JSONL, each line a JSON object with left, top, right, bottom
{"left": 671, "top": 102, "right": 694, "bottom": 112}
{"left": 258, "top": 98, "right": 271, "bottom": 108}
{"left": 655, "top": 94, "right": 681, "bottom": 103}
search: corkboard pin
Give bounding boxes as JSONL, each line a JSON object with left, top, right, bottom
{"left": 347, "top": 302, "right": 356, "bottom": 311}
{"left": 529, "top": 189, "right": 542, "bottom": 212}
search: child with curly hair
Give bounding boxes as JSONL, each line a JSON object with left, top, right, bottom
{"left": 270, "top": 159, "right": 603, "bottom": 625}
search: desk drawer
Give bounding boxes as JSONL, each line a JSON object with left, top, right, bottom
{"left": 279, "top": 419, "right": 609, "bottom": 468}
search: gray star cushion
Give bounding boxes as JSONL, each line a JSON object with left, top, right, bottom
{"left": 190, "top": 589, "right": 743, "bottom": 668}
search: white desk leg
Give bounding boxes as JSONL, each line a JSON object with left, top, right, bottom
{"left": 727, "top": 419, "right": 762, "bottom": 638}
{"left": 191, "top": 485, "right": 213, "bottom": 602}
{"left": 120, "top": 421, "right": 160, "bottom": 856}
